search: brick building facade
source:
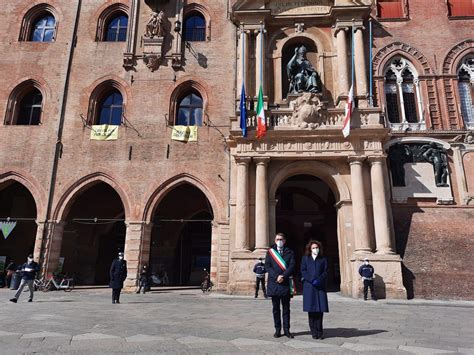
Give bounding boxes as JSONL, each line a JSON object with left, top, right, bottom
{"left": 0, "top": 0, "right": 472, "bottom": 300}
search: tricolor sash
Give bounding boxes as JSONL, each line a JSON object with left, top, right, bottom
{"left": 268, "top": 248, "right": 296, "bottom": 296}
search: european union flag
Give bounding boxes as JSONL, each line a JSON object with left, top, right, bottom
{"left": 240, "top": 84, "right": 247, "bottom": 137}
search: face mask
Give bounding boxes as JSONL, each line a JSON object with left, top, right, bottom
{"left": 364, "top": 261, "right": 369, "bottom": 266}
{"left": 27, "top": 258, "right": 33, "bottom": 263}
{"left": 311, "top": 248, "right": 319, "bottom": 256}
{"left": 118, "top": 256, "right": 124, "bottom": 260}
{"left": 276, "top": 240, "right": 284, "bottom": 248}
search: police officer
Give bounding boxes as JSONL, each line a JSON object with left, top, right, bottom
{"left": 109, "top": 252, "right": 127, "bottom": 304}
{"left": 253, "top": 257, "right": 267, "bottom": 298}
{"left": 358, "top": 258, "right": 376, "bottom": 301}
{"left": 265, "top": 233, "right": 296, "bottom": 339}
{"left": 9, "top": 254, "right": 39, "bottom": 303}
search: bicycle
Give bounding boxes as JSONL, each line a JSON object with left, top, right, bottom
{"left": 41, "top": 274, "right": 74, "bottom": 292}
{"left": 200, "top": 268, "right": 214, "bottom": 294}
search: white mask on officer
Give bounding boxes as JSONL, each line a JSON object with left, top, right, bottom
{"left": 27, "top": 257, "right": 34, "bottom": 263}
{"left": 364, "top": 261, "right": 369, "bottom": 266}
{"left": 311, "top": 247, "right": 319, "bottom": 257}
{"left": 276, "top": 240, "right": 284, "bottom": 248}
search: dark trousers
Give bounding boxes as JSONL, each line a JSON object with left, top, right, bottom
{"left": 255, "top": 277, "right": 266, "bottom": 297}
{"left": 112, "top": 288, "right": 122, "bottom": 302}
{"left": 272, "top": 295, "right": 291, "bottom": 331}
{"left": 137, "top": 280, "right": 148, "bottom": 294}
{"left": 363, "top": 279, "right": 376, "bottom": 300}
{"left": 308, "top": 312, "right": 324, "bottom": 336}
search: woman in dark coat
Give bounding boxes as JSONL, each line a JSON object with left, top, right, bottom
{"left": 109, "top": 252, "right": 127, "bottom": 304}
{"left": 301, "top": 240, "right": 329, "bottom": 340}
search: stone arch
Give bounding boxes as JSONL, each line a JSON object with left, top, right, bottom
{"left": 442, "top": 39, "right": 474, "bottom": 75}
{"left": 383, "top": 137, "right": 451, "bottom": 151}
{"left": 52, "top": 171, "right": 133, "bottom": 221}
{"left": 143, "top": 173, "right": 224, "bottom": 224}
{"left": 373, "top": 42, "right": 434, "bottom": 77}
{"left": 269, "top": 161, "right": 350, "bottom": 203}
{"left": 0, "top": 169, "right": 47, "bottom": 219}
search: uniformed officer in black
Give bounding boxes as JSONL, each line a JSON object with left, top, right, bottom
{"left": 358, "top": 257, "right": 376, "bottom": 301}
{"left": 265, "top": 233, "right": 296, "bottom": 338}
{"left": 253, "top": 257, "right": 267, "bottom": 298}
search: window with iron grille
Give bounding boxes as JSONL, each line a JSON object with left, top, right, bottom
{"left": 458, "top": 57, "right": 474, "bottom": 128}
{"left": 105, "top": 14, "right": 128, "bottom": 42}
{"left": 176, "top": 91, "right": 203, "bottom": 126}
{"left": 30, "top": 14, "right": 56, "bottom": 42}
{"left": 183, "top": 13, "right": 206, "bottom": 42}
{"left": 385, "top": 81, "right": 400, "bottom": 123}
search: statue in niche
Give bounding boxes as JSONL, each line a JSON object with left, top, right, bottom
{"left": 145, "top": 10, "right": 165, "bottom": 38}
{"left": 422, "top": 142, "right": 449, "bottom": 187}
{"left": 287, "top": 46, "right": 322, "bottom": 95}
{"left": 388, "top": 143, "right": 412, "bottom": 187}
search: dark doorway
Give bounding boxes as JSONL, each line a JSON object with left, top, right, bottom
{"left": 275, "top": 174, "right": 340, "bottom": 291}
{"left": 60, "top": 183, "right": 126, "bottom": 285}
{"left": 0, "top": 181, "right": 37, "bottom": 268}
{"left": 150, "top": 183, "right": 213, "bottom": 286}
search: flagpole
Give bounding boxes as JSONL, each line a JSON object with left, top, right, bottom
{"left": 369, "top": 19, "right": 373, "bottom": 107}
{"left": 241, "top": 24, "right": 245, "bottom": 93}
{"left": 260, "top": 22, "right": 263, "bottom": 95}
{"left": 351, "top": 22, "right": 355, "bottom": 103}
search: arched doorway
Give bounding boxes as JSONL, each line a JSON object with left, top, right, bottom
{"left": 150, "top": 183, "right": 213, "bottom": 286}
{"left": 275, "top": 174, "right": 340, "bottom": 291}
{"left": 60, "top": 182, "right": 126, "bottom": 285}
{"left": 0, "top": 181, "right": 37, "bottom": 267}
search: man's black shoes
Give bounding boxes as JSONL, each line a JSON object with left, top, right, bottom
{"left": 9, "top": 298, "right": 17, "bottom": 303}
{"left": 284, "top": 330, "right": 294, "bottom": 339}
{"left": 273, "top": 329, "right": 281, "bottom": 338}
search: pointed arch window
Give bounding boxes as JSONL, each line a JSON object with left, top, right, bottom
{"left": 176, "top": 91, "right": 203, "bottom": 126}
{"left": 97, "top": 90, "right": 123, "bottom": 125}
{"left": 458, "top": 56, "right": 474, "bottom": 129}
{"left": 30, "top": 13, "right": 56, "bottom": 42}
{"left": 4, "top": 84, "right": 43, "bottom": 126}
{"left": 183, "top": 12, "right": 206, "bottom": 42}
{"left": 383, "top": 57, "right": 424, "bottom": 128}
{"left": 104, "top": 13, "right": 128, "bottom": 42}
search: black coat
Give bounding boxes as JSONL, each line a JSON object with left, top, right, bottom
{"left": 265, "top": 245, "right": 295, "bottom": 297}
{"left": 301, "top": 255, "right": 329, "bottom": 313}
{"left": 109, "top": 259, "right": 127, "bottom": 289}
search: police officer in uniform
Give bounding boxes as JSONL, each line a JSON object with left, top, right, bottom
{"left": 253, "top": 257, "right": 267, "bottom": 298}
{"left": 109, "top": 252, "right": 127, "bottom": 304}
{"left": 265, "top": 233, "right": 296, "bottom": 338}
{"left": 358, "top": 257, "right": 376, "bottom": 301}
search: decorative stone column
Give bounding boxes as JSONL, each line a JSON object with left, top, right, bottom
{"left": 335, "top": 26, "right": 349, "bottom": 100}
{"left": 354, "top": 26, "right": 368, "bottom": 105}
{"left": 348, "top": 157, "right": 372, "bottom": 254}
{"left": 124, "top": 221, "right": 153, "bottom": 288}
{"left": 235, "top": 157, "right": 251, "bottom": 251}
{"left": 237, "top": 27, "right": 249, "bottom": 96}
{"left": 254, "top": 157, "right": 270, "bottom": 251}
{"left": 254, "top": 26, "right": 265, "bottom": 96}
{"left": 369, "top": 157, "right": 395, "bottom": 254}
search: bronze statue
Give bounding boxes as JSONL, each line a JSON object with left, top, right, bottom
{"left": 287, "top": 46, "right": 321, "bottom": 95}
{"left": 422, "top": 142, "right": 449, "bottom": 187}
{"left": 388, "top": 143, "right": 412, "bottom": 187}
{"left": 145, "top": 10, "right": 165, "bottom": 38}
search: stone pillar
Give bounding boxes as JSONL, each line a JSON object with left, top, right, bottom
{"left": 354, "top": 26, "right": 368, "bottom": 105}
{"left": 369, "top": 157, "right": 395, "bottom": 254}
{"left": 335, "top": 26, "right": 349, "bottom": 100}
{"left": 254, "top": 27, "right": 265, "bottom": 96}
{"left": 235, "top": 157, "right": 251, "bottom": 251}
{"left": 237, "top": 28, "right": 249, "bottom": 97}
{"left": 43, "top": 221, "right": 66, "bottom": 276}
{"left": 33, "top": 220, "right": 46, "bottom": 262}
{"left": 254, "top": 157, "right": 270, "bottom": 251}
{"left": 124, "top": 221, "right": 153, "bottom": 289}
{"left": 348, "top": 157, "right": 372, "bottom": 254}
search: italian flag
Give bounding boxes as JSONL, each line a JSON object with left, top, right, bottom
{"left": 256, "top": 86, "right": 266, "bottom": 139}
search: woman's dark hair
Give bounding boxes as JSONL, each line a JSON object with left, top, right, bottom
{"left": 305, "top": 240, "right": 323, "bottom": 256}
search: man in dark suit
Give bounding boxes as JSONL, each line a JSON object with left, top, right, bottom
{"left": 109, "top": 252, "right": 127, "bottom": 304}
{"left": 265, "top": 233, "right": 296, "bottom": 339}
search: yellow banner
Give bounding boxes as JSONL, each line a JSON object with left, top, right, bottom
{"left": 90, "top": 125, "right": 119, "bottom": 141}
{"left": 171, "top": 125, "right": 198, "bottom": 142}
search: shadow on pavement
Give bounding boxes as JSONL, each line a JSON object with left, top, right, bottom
{"left": 293, "top": 328, "right": 387, "bottom": 338}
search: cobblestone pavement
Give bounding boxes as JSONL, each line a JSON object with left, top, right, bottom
{"left": 0, "top": 288, "right": 473, "bottom": 354}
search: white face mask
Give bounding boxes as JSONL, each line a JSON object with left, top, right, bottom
{"left": 311, "top": 248, "right": 319, "bottom": 256}
{"left": 118, "top": 256, "right": 124, "bottom": 260}
{"left": 27, "top": 258, "right": 33, "bottom": 263}
{"left": 364, "top": 261, "right": 369, "bottom": 266}
{"left": 276, "top": 240, "right": 284, "bottom": 248}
